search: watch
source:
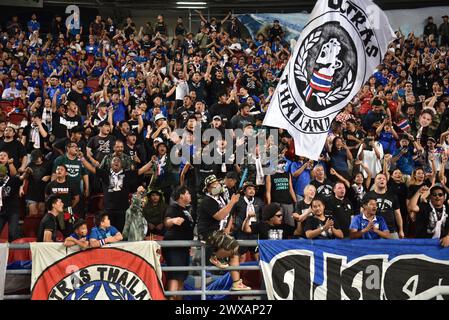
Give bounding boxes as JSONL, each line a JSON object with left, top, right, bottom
{"left": 320, "top": 226, "right": 324, "bottom": 232}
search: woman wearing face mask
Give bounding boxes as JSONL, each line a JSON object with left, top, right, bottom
{"left": 265, "top": 159, "right": 297, "bottom": 228}
{"left": 197, "top": 174, "right": 251, "bottom": 291}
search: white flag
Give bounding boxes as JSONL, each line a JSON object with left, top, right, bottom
{"left": 264, "top": 0, "right": 395, "bottom": 160}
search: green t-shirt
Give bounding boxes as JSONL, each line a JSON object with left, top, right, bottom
{"left": 53, "top": 154, "right": 87, "bottom": 191}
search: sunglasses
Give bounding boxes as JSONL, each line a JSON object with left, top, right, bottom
{"left": 275, "top": 214, "right": 283, "bottom": 218}
{"left": 431, "top": 193, "right": 444, "bottom": 197}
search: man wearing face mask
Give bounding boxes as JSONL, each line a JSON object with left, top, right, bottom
{"left": 0, "top": 164, "right": 21, "bottom": 241}
{"left": 231, "top": 182, "right": 263, "bottom": 262}
{"left": 197, "top": 175, "right": 251, "bottom": 290}
{"left": 265, "top": 159, "right": 297, "bottom": 227}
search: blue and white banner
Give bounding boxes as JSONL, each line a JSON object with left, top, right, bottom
{"left": 259, "top": 239, "right": 449, "bottom": 300}
{"left": 263, "top": 0, "right": 395, "bottom": 160}
{"left": 238, "top": 6, "right": 449, "bottom": 42}
{"left": 0, "top": 243, "right": 8, "bottom": 300}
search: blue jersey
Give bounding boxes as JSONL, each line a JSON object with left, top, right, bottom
{"left": 349, "top": 214, "right": 388, "bottom": 240}
{"left": 90, "top": 226, "right": 119, "bottom": 240}
{"left": 69, "top": 233, "right": 90, "bottom": 241}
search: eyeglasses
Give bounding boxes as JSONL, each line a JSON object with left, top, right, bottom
{"left": 431, "top": 193, "right": 444, "bottom": 197}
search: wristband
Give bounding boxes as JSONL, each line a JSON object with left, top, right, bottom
{"left": 100, "top": 239, "right": 105, "bottom": 246}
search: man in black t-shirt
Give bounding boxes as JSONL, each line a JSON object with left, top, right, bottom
{"left": 0, "top": 126, "right": 27, "bottom": 172}
{"left": 37, "top": 195, "right": 64, "bottom": 242}
{"left": 363, "top": 173, "right": 403, "bottom": 238}
{"left": 310, "top": 165, "right": 334, "bottom": 200}
{"left": 45, "top": 164, "right": 80, "bottom": 234}
{"left": 0, "top": 165, "right": 22, "bottom": 241}
{"left": 67, "top": 79, "right": 91, "bottom": 116}
{"left": 80, "top": 154, "right": 154, "bottom": 232}
{"left": 87, "top": 121, "right": 116, "bottom": 166}
{"left": 409, "top": 184, "right": 449, "bottom": 247}
{"left": 304, "top": 198, "right": 344, "bottom": 240}
{"left": 326, "top": 182, "right": 354, "bottom": 238}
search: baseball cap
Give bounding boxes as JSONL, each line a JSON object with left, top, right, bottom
{"left": 154, "top": 137, "right": 163, "bottom": 144}
{"left": 213, "top": 115, "right": 222, "bottom": 121}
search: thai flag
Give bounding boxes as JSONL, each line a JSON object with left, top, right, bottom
{"left": 305, "top": 71, "right": 333, "bottom": 101}
{"left": 396, "top": 119, "right": 410, "bottom": 131}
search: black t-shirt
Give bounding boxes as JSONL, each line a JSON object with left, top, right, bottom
{"left": 45, "top": 179, "right": 79, "bottom": 209}
{"left": 387, "top": 180, "right": 408, "bottom": 218}
{"left": 311, "top": 179, "right": 334, "bottom": 199}
{"left": 0, "top": 139, "right": 27, "bottom": 168}
{"left": 0, "top": 176, "right": 21, "bottom": 215}
{"left": 22, "top": 123, "right": 49, "bottom": 153}
{"left": 52, "top": 112, "right": 83, "bottom": 139}
{"left": 37, "top": 213, "right": 58, "bottom": 242}
{"left": 96, "top": 168, "right": 138, "bottom": 211}
{"left": 188, "top": 79, "right": 207, "bottom": 101}
{"left": 407, "top": 180, "right": 432, "bottom": 199}
{"left": 241, "top": 74, "right": 259, "bottom": 96}
{"left": 232, "top": 196, "right": 264, "bottom": 239}
{"left": 67, "top": 90, "right": 90, "bottom": 116}
{"left": 87, "top": 135, "right": 116, "bottom": 162}
{"left": 209, "top": 102, "right": 238, "bottom": 126}
{"left": 303, "top": 216, "right": 341, "bottom": 239}
{"left": 269, "top": 172, "right": 293, "bottom": 204}
{"left": 250, "top": 222, "right": 295, "bottom": 240}
{"left": 363, "top": 190, "right": 400, "bottom": 232}
{"left": 197, "top": 196, "right": 222, "bottom": 238}
{"left": 163, "top": 203, "right": 195, "bottom": 241}
{"left": 416, "top": 202, "right": 449, "bottom": 239}
{"left": 208, "top": 77, "right": 227, "bottom": 99}
{"left": 174, "top": 106, "right": 194, "bottom": 128}
{"left": 326, "top": 196, "right": 354, "bottom": 237}
{"left": 26, "top": 162, "right": 52, "bottom": 202}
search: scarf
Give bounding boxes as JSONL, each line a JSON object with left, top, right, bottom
{"left": 0, "top": 177, "right": 10, "bottom": 211}
{"left": 207, "top": 192, "right": 228, "bottom": 230}
{"left": 110, "top": 170, "right": 124, "bottom": 191}
{"left": 30, "top": 124, "right": 40, "bottom": 149}
{"left": 428, "top": 202, "right": 448, "bottom": 239}
{"left": 42, "top": 108, "right": 52, "bottom": 132}
{"left": 244, "top": 196, "right": 256, "bottom": 225}
{"left": 157, "top": 155, "right": 167, "bottom": 176}
{"left": 352, "top": 184, "right": 366, "bottom": 202}
{"left": 255, "top": 156, "right": 265, "bottom": 185}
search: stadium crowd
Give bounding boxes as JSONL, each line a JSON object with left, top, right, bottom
{"left": 0, "top": 11, "right": 448, "bottom": 295}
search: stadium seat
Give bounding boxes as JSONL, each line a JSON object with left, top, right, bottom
{"left": 7, "top": 112, "right": 27, "bottom": 126}
{"left": 22, "top": 215, "right": 43, "bottom": 238}
{"left": 56, "top": 231, "right": 64, "bottom": 242}
{"left": 86, "top": 79, "right": 100, "bottom": 92}
{"left": 85, "top": 213, "right": 95, "bottom": 231}
{"left": 0, "top": 223, "right": 8, "bottom": 241}
{"left": 9, "top": 237, "right": 37, "bottom": 263}
{"left": 0, "top": 101, "right": 13, "bottom": 114}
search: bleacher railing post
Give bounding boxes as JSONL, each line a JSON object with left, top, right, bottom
{"left": 200, "top": 243, "right": 206, "bottom": 300}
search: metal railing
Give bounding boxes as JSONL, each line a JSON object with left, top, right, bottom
{"left": 3, "top": 240, "right": 266, "bottom": 300}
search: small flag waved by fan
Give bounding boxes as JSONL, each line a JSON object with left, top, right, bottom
{"left": 395, "top": 119, "right": 410, "bottom": 131}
